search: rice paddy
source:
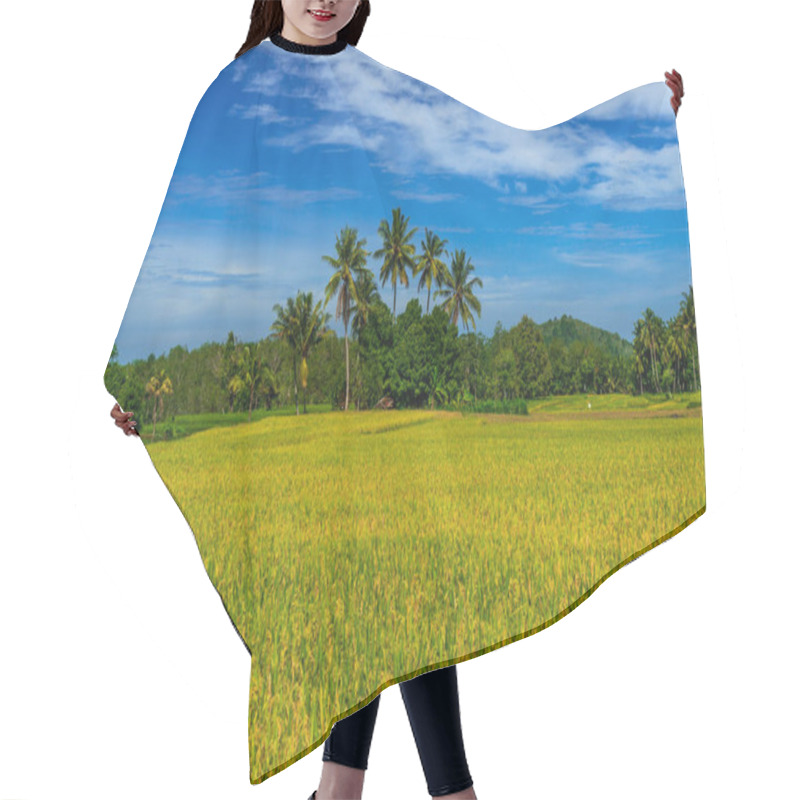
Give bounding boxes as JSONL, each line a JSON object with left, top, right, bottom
{"left": 139, "top": 400, "right": 705, "bottom": 782}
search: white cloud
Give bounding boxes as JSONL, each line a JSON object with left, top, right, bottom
{"left": 516, "top": 222, "right": 663, "bottom": 241}
{"left": 236, "top": 54, "right": 683, "bottom": 211}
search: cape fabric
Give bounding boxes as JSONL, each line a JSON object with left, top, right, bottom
{"left": 104, "top": 33, "right": 706, "bottom": 785}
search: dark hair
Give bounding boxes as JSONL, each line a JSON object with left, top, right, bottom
{"left": 236, "top": 0, "right": 371, "bottom": 59}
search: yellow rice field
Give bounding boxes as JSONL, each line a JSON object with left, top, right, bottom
{"left": 140, "top": 406, "right": 706, "bottom": 782}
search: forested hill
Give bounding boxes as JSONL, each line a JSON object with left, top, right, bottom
{"left": 538, "top": 314, "right": 634, "bottom": 359}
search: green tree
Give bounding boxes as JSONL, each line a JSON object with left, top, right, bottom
{"left": 145, "top": 369, "right": 173, "bottom": 439}
{"left": 222, "top": 331, "right": 240, "bottom": 412}
{"left": 413, "top": 228, "right": 450, "bottom": 314}
{"left": 435, "top": 249, "right": 482, "bottom": 332}
{"left": 632, "top": 318, "right": 646, "bottom": 395}
{"left": 323, "top": 226, "right": 371, "bottom": 411}
{"left": 295, "top": 291, "right": 333, "bottom": 413}
{"left": 665, "top": 321, "right": 682, "bottom": 394}
{"left": 637, "top": 308, "right": 664, "bottom": 393}
{"left": 349, "top": 269, "right": 381, "bottom": 410}
{"left": 270, "top": 298, "right": 302, "bottom": 414}
{"left": 424, "top": 364, "right": 448, "bottom": 410}
{"left": 104, "top": 342, "right": 125, "bottom": 401}
{"left": 373, "top": 207, "right": 418, "bottom": 321}
{"left": 679, "top": 285, "right": 699, "bottom": 392}
{"left": 230, "top": 341, "right": 278, "bottom": 422}
{"left": 510, "top": 315, "right": 552, "bottom": 398}
{"left": 494, "top": 347, "right": 519, "bottom": 401}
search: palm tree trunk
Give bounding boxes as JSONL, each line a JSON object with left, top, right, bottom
{"left": 355, "top": 350, "right": 360, "bottom": 410}
{"left": 293, "top": 356, "right": 299, "bottom": 415}
{"left": 649, "top": 342, "right": 661, "bottom": 392}
{"left": 344, "top": 317, "right": 350, "bottom": 411}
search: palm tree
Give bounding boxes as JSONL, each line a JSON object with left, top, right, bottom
{"left": 322, "top": 226, "right": 371, "bottom": 411}
{"left": 632, "top": 318, "right": 646, "bottom": 395}
{"left": 349, "top": 270, "right": 381, "bottom": 410}
{"left": 679, "top": 285, "right": 699, "bottom": 392}
{"left": 373, "top": 207, "right": 418, "bottom": 321}
{"left": 435, "top": 249, "right": 483, "bottom": 331}
{"left": 270, "top": 297, "right": 303, "bottom": 414}
{"left": 295, "top": 291, "right": 333, "bottom": 413}
{"left": 665, "top": 323, "right": 682, "bottom": 394}
{"left": 145, "top": 369, "right": 173, "bottom": 439}
{"left": 414, "top": 228, "right": 450, "bottom": 314}
{"left": 230, "top": 341, "right": 278, "bottom": 422}
{"left": 350, "top": 270, "right": 380, "bottom": 339}
{"left": 222, "top": 331, "right": 239, "bottom": 412}
{"left": 640, "top": 308, "right": 663, "bottom": 393}
{"left": 424, "top": 364, "right": 448, "bottom": 410}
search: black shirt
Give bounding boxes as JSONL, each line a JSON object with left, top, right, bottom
{"left": 269, "top": 30, "right": 348, "bottom": 55}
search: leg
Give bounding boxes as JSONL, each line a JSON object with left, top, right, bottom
{"left": 399, "top": 665, "right": 476, "bottom": 798}
{"left": 316, "top": 694, "right": 381, "bottom": 800}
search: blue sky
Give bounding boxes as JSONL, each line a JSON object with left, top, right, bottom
{"left": 111, "top": 40, "right": 692, "bottom": 364}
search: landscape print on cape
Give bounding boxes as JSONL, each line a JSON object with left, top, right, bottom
{"left": 104, "top": 40, "right": 706, "bottom": 784}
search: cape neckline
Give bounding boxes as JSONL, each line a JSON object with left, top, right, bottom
{"left": 269, "top": 31, "right": 348, "bottom": 56}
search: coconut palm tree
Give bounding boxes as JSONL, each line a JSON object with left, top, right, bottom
{"left": 145, "top": 368, "right": 173, "bottom": 439}
{"left": 322, "top": 226, "right": 371, "bottom": 411}
{"left": 435, "top": 249, "right": 483, "bottom": 332}
{"left": 270, "top": 296, "right": 303, "bottom": 414}
{"left": 349, "top": 269, "right": 380, "bottom": 339}
{"left": 348, "top": 270, "right": 381, "bottom": 410}
{"left": 632, "top": 318, "right": 646, "bottom": 395}
{"left": 373, "top": 207, "right": 418, "bottom": 321}
{"left": 229, "top": 341, "right": 278, "bottom": 422}
{"left": 665, "top": 322, "right": 682, "bottom": 394}
{"left": 679, "top": 285, "right": 699, "bottom": 392}
{"left": 295, "top": 291, "right": 333, "bottom": 413}
{"left": 414, "top": 228, "right": 450, "bottom": 314}
{"left": 640, "top": 308, "right": 663, "bottom": 393}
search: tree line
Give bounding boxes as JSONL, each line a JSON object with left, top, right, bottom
{"left": 104, "top": 207, "right": 700, "bottom": 433}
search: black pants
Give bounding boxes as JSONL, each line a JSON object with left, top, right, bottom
{"left": 323, "top": 664, "right": 474, "bottom": 797}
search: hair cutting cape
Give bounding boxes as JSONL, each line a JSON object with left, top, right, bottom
{"left": 104, "top": 35, "right": 706, "bottom": 785}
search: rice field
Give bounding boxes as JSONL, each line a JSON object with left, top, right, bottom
{"left": 139, "top": 401, "right": 706, "bottom": 783}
